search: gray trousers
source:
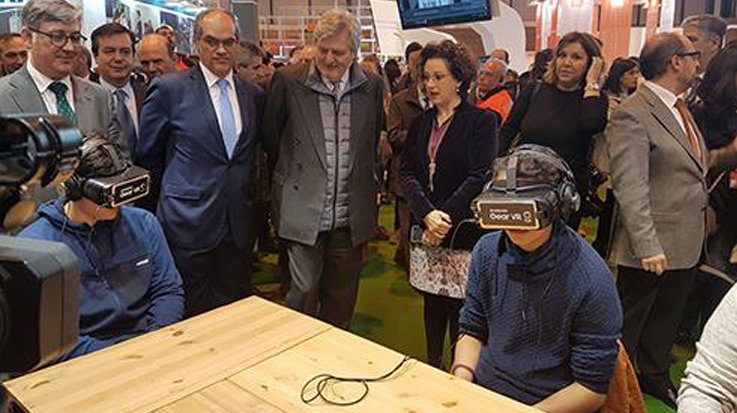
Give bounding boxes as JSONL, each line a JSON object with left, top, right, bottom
{"left": 285, "top": 227, "right": 363, "bottom": 329}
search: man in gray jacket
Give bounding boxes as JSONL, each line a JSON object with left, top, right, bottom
{"left": 606, "top": 32, "right": 737, "bottom": 408}
{"left": 0, "top": 0, "right": 119, "bottom": 150}
{"left": 264, "top": 9, "right": 384, "bottom": 329}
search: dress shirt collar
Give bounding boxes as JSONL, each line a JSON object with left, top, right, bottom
{"left": 200, "top": 62, "right": 235, "bottom": 90}
{"left": 99, "top": 77, "right": 133, "bottom": 97}
{"left": 26, "top": 60, "right": 72, "bottom": 96}
{"left": 644, "top": 80, "right": 678, "bottom": 109}
{"left": 320, "top": 65, "right": 350, "bottom": 95}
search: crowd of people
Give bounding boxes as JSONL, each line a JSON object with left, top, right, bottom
{"left": 1, "top": 0, "right": 737, "bottom": 411}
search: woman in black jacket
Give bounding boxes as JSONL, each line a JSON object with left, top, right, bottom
{"left": 686, "top": 44, "right": 737, "bottom": 336}
{"left": 401, "top": 40, "right": 497, "bottom": 369}
{"left": 500, "top": 31, "right": 608, "bottom": 230}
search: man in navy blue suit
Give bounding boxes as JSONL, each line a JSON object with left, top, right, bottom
{"left": 135, "top": 9, "right": 264, "bottom": 317}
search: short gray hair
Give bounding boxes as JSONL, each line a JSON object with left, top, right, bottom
{"left": 314, "top": 9, "right": 360, "bottom": 54}
{"left": 22, "top": 0, "right": 81, "bottom": 30}
{"left": 193, "top": 9, "right": 239, "bottom": 41}
{"left": 682, "top": 14, "right": 727, "bottom": 44}
{"left": 483, "top": 58, "right": 508, "bottom": 76}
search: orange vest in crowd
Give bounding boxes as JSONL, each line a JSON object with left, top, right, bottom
{"left": 476, "top": 89, "right": 513, "bottom": 125}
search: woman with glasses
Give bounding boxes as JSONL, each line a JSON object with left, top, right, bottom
{"left": 400, "top": 40, "right": 497, "bottom": 369}
{"left": 500, "top": 32, "right": 608, "bottom": 230}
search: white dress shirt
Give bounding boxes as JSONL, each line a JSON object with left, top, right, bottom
{"left": 199, "top": 63, "right": 242, "bottom": 137}
{"left": 26, "top": 60, "right": 75, "bottom": 113}
{"left": 644, "top": 80, "right": 686, "bottom": 134}
{"left": 100, "top": 77, "right": 139, "bottom": 133}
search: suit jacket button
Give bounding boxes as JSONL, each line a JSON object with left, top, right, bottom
{"left": 293, "top": 185, "right": 299, "bottom": 191}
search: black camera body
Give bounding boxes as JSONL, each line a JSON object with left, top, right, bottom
{"left": 0, "top": 114, "right": 82, "bottom": 372}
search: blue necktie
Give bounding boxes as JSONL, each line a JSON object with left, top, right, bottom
{"left": 114, "top": 88, "right": 137, "bottom": 149}
{"left": 217, "top": 79, "right": 238, "bottom": 159}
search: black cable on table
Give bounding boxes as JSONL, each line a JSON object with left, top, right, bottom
{"left": 300, "top": 355, "right": 412, "bottom": 406}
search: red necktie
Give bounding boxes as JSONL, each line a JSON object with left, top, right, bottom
{"left": 674, "top": 98, "right": 702, "bottom": 164}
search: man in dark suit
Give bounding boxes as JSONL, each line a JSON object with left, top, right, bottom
{"left": 90, "top": 23, "right": 146, "bottom": 156}
{"left": 136, "top": 9, "right": 264, "bottom": 317}
{"left": 137, "top": 34, "right": 176, "bottom": 83}
{"left": 606, "top": 32, "right": 737, "bottom": 408}
{"left": 264, "top": 9, "right": 385, "bottom": 329}
{"left": 0, "top": 0, "right": 119, "bottom": 146}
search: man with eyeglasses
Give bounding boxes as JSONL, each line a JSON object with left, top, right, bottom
{"left": 0, "top": 33, "right": 27, "bottom": 77}
{"left": 90, "top": 23, "right": 146, "bottom": 158}
{"left": 136, "top": 9, "right": 264, "bottom": 317}
{"left": 606, "top": 32, "right": 737, "bottom": 409}
{"left": 0, "top": 0, "right": 120, "bottom": 153}
{"left": 681, "top": 15, "right": 727, "bottom": 106}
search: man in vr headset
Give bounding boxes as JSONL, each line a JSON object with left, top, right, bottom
{"left": 19, "top": 133, "right": 184, "bottom": 362}
{"left": 452, "top": 144, "right": 623, "bottom": 412}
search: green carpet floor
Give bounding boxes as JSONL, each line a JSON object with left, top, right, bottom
{"left": 253, "top": 205, "right": 693, "bottom": 412}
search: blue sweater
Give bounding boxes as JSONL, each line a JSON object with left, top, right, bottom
{"left": 19, "top": 199, "right": 185, "bottom": 362}
{"left": 459, "top": 224, "right": 622, "bottom": 405}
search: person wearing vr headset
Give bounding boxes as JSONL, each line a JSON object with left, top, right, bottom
{"left": 18, "top": 133, "right": 184, "bottom": 362}
{"left": 453, "top": 144, "right": 622, "bottom": 412}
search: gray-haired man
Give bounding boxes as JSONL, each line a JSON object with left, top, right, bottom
{"left": 682, "top": 14, "right": 726, "bottom": 105}
{"left": 264, "top": 9, "right": 385, "bottom": 329}
{"left": 0, "top": 0, "right": 120, "bottom": 150}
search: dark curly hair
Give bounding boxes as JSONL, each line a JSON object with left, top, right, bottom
{"left": 420, "top": 40, "right": 477, "bottom": 99}
{"left": 603, "top": 57, "right": 639, "bottom": 95}
{"left": 697, "top": 43, "right": 737, "bottom": 118}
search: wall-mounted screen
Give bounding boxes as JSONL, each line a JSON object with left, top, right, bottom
{"left": 397, "top": 0, "right": 492, "bottom": 29}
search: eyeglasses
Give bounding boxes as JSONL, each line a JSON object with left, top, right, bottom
{"left": 29, "top": 28, "right": 86, "bottom": 48}
{"left": 677, "top": 50, "right": 701, "bottom": 59}
{"left": 200, "top": 36, "right": 237, "bottom": 51}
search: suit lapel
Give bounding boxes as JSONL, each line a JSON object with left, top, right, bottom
{"left": 72, "top": 76, "right": 94, "bottom": 130}
{"left": 348, "top": 83, "right": 370, "bottom": 173}
{"left": 294, "top": 80, "right": 328, "bottom": 172}
{"left": 233, "top": 78, "right": 254, "bottom": 156}
{"left": 9, "top": 66, "right": 46, "bottom": 113}
{"left": 191, "top": 67, "right": 228, "bottom": 160}
{"left": 641, "top": 86, "right": 703, "bottom": 171}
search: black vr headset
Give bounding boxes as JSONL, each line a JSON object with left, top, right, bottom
{"left": 473, "top": 144, "right": 580, "bottom": 231}
{"left": 65, "top": 138, "right": 150, "bottom": 208}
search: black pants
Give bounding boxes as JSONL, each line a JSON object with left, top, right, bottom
{"left": 617, "top": 265, "right": 695, "bottom": 382}
{"left": 423, "top": 293, "right": 463, "bottom": 369}
{"left": 172, "top": 237, "right": 252, "bottom": 318}
{"left": 679, "top": 270, "right": 733, "bottom": 339}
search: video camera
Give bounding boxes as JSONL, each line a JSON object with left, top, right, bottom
{"left": 0, "top": 114, "right": 82, "bottom": 372}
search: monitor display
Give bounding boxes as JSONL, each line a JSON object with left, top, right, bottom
{"left": 397, "top": 0, "right": 492, "bottom": 30}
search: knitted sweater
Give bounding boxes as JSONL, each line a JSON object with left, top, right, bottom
{"left": 678, "top": 284, "right": 737, "bottom": 412}
{"left": 459, "top": 224, "right": 622, "bottom": 405}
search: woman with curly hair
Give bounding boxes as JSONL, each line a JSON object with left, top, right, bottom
{"left": 401, "top": 40, "right": 498, "bottom": 368}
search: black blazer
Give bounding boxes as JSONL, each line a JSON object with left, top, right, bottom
{"left": 400, "top": 100, "right": 498, "bottom": 250}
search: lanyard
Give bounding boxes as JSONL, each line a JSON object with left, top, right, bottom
{"left": 427, "top": 115, "right": 453, "bottom": 192}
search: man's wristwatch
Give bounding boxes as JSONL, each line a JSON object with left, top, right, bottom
{"left": 585, "top": 82, "right": 601, "bottom": 92}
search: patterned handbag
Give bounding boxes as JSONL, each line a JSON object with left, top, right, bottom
{"left": 409, "top": 244, "right": 471, "bottom": 299}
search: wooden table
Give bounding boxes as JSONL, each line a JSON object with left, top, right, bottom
{"left": 4, "top": 297, "right": 540, "bottom": 412}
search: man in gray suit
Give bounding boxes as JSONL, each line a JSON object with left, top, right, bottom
{"left": 0, "top": 0, "right": 119, "bottom": 150}
{"left": 606, "top": 32, "right": 737, "bottom": 408}
{"left": 264, "top": 9, "right": 384, "bottom": 329}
